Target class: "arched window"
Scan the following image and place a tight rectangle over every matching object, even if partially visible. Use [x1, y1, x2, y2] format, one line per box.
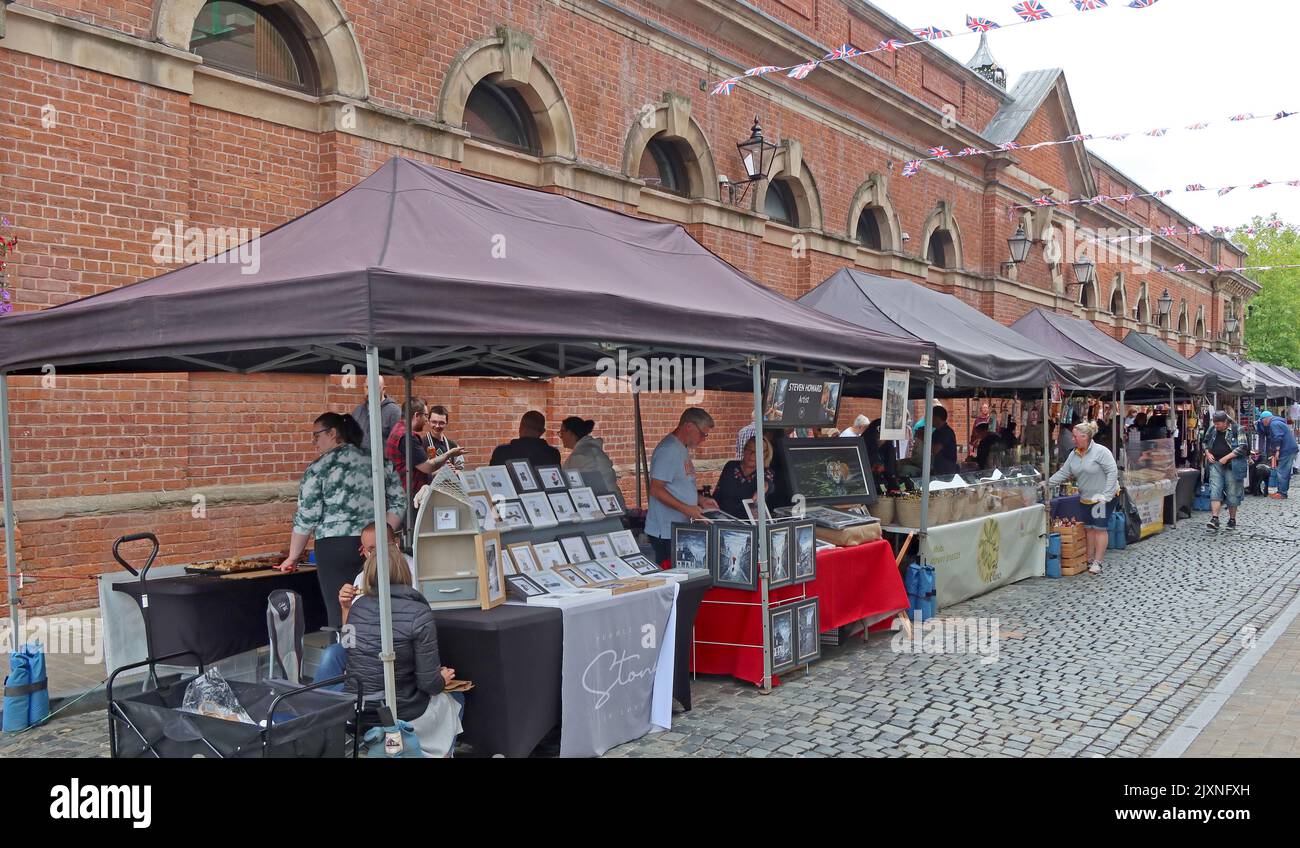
[927, 229, 956, 269]
[1080, 282, 1094, 309]
[1136, 297, 1149, 324]
[189, 1, 318, 93]
[638, 136, 690, 196]
[1110, 289, 1123, 314]
[1177, 303, 1189, 335]
[856, 208, 884, 250]
[464, 76, 540, 154]
[1195, 315, 1206, 339]
[765, 178, 799, 226]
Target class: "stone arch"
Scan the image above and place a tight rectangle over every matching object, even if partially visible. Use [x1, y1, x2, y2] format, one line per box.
[918, 201, 965, 270]
[438, 27, 577, 160]
[753, 142, 823, 230]
[1079, 275, 1100, 309]
[1177, 300, 1189, 335]
[154, 0, 370, 99]
[1109, 273, 1127, 322]
[1194, 305, 1206, 340]
[846, 173, 902, 251]
[621, 93, 718, 201]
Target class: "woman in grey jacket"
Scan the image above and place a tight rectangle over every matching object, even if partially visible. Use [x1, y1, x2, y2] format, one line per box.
[560, 417, 621, 497]
[1048, 421, 1119, 575]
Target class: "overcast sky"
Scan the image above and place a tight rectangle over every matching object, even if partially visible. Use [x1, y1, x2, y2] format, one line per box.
[864, 0, 1299, 231]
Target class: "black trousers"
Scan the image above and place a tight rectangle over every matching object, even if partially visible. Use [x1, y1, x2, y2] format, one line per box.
[314, 535, 364, 629]
[649, 535, 672, 566]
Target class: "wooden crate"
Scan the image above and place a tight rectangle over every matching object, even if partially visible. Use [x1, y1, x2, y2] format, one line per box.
[1059, 552, 1089, 576]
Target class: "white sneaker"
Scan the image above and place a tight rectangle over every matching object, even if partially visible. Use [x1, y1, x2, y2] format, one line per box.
[1087, 561, 1102, 575]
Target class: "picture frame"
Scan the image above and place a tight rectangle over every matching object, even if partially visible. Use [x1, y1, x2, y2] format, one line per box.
[879, 369, 911, 442]
[507, 543, 541, 574]
[713, 523, 758, 591]
[576, 561, 618, 584]
[778, 437, 877, 507]
[532, 568, 574, 593]
[596, 494, 625, 516]
[508, 460, 541, 493]
[479, 466, 519, 501]
[763, 371, 843, 429]
[499, 548, 517, 576]
[478, 532, 506, 610]
[468, 494, 498, 531]
[622, 554, 663, 576]
[741, 497, 773, 525]
[547, 491, 581, 524]
[565, 470, 587, 488]
[519, 492, 559, 529]
[586, 533, 617, 560]
[558, 534, 593, 564]
[553, 565, 590, 587]
[536, 465, 568, 492]
[670, 523, 710, 571]
[504, 573, 547, 601]
[596, 556, 642, 580]
[494, 499, 532, 530]
[609, 529, 641, 558]
[767, 523, 794, 589]
[567, 486, 604, 521]
[800, 505, 871, 530]
[769, 605, 796, 674]
[458, 469, 486, 494]
[795, 598, 821, 665]
[434, 507, 459, 532]
[532, 541, 569, 569]
[793, 521, 817, 583]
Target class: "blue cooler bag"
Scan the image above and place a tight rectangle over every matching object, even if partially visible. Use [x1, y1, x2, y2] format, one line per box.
[3, 644, 49, 732]
[1107, 508, 1127, 550]
[904, 562, 936, 622]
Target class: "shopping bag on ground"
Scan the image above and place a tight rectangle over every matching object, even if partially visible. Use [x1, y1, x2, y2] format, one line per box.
[1120, 489, 1142, 545]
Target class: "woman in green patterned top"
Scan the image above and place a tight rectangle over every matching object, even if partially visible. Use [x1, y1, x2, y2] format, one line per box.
[278, 412, 407, 629]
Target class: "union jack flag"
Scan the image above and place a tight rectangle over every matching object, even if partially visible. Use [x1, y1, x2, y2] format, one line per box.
[1187, 226, 1201, 235]
[1126, 0, 1159, 7]
[1185, 183, 1206, 191]
[1153, 190, 1171, 198]
[966, 15, 1000, 32]
[1228, 113, 1255, 121]
[1269, 219, 1286, 229]
[877, 39, 906, 52]
[1251, 180, 1271, 189]
[788, 62, 818, 79]
[1014, 1, 1052, 22]
[1032, 196, 1056, 206]
[1114, 194, 1135, 203]
[1067, 133, 1093, 142]
[912, 26, 953, 40]
[1106, 133, 1130, 141]
[1073, 0, 1108, 9]
[824, 45, 861, 61]
[1212, 263, 1224, 271]
[902, 159, 923, 177]
[712, 77, 740, 96]
[929, 146, 952, 159]
[1090, 194, 1111, 204]
[744, 65, 780, 77]
[1212, 226, 1228, 235]
[1244, 227, 1256, 235]
[1160, 226, 1177, 236]
[1000, 141, 1021, 150]
[1185, 122, 1209, 130]
[1288, 180, 1300, 187]
[1145, 128, 1168, 137]
[1172, 263, 1187, 272]
[1217, 187, 1235, 196]
[1275, 111, 1296, 120]
[957, 147, 983, 157]
[1196, 268, 1209, 275]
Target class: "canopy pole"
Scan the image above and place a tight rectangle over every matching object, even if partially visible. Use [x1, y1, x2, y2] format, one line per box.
[367, 347, 399, 720]
[633, 391, 645, 511]
[752, 356, 773, 693]
[919, 379, 935, 537]
[1, 374, 20, 651]
[1169, 384, 1177, 530]
[1118, 389, 1127, 480]
[404, 372, 414, 547]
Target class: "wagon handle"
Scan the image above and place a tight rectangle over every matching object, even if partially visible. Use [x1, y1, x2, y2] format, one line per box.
[113, 533, 159, 578]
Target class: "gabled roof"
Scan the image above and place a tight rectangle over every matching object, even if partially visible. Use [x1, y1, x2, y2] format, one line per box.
[984, 69, 1096, 199]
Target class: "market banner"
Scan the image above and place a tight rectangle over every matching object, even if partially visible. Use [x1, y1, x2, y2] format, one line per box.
[559, 582, 677, 758]
[1127, 480, 1172, 538]
[923, 505, 1046, 609]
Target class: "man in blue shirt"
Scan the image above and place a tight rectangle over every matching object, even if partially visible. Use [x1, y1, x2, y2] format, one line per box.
[646, 408, 721, 563]
[1259, 411, 1299, 498]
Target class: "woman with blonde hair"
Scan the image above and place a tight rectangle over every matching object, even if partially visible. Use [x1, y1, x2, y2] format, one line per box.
[1048, 420, 1119, 575]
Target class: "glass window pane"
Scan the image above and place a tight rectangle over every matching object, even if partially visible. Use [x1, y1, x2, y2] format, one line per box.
[190, 1, 304, 90]
[465, 82, 536, 152]
[765, 180, 795, 225]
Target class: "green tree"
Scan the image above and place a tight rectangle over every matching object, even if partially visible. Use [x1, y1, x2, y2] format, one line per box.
[1232, 215, 1300, 369]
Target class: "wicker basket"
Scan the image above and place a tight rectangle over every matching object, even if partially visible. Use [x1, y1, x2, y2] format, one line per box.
[928, 492, 954, 526]
[896, 497, 923, 528]
[867, 496, 896, 525]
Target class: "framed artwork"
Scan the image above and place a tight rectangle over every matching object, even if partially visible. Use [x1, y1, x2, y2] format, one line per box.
[532, 541, 569, 569]
[587, 534, 617, 560]
[597, 556, 642, 580]
[565, 470, 586, 488]
[479, 532, 505, 610]
[494, 500, 531, 530]
[577, 561, 617, 584]
[554, 565, 590, 587]
[468, 495, 497, 531]
[547, 491, 581, 524]
[768, 523, 794, 589]
[458, 469, 486, 494]
[519, 492, 559, 529]
[800, 505, 870, 530]
[879, 369, 911, 442]
[568, 487, 604, 521]
[597, 494, 625, 516]
[559, 534, 593, 564]
[507, 543, 541, 574]
[795, 599, 821, 665]
[778, 438, 877, 506]
[622, 554, 663, 576]
[500, 548, 517, 576]
[671, 523, 709, 571]
[505, 573, 547, 601]
[793, 521, 817, 583]
[434, 507, 459, 532]
[763, 372, 843, 429]
[769, 605, 796, 674]
[479, 466, 519, 501]
[713, 523, 758, 591]
[609, 529, 640, 558]
[532, 569, 574, 593]
[509, 460, 541, 493]
[742, 497, 773, 524]
[537, 465, 568, 492]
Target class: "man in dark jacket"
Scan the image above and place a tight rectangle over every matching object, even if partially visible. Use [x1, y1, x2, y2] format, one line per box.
[490, 410, 562, 467]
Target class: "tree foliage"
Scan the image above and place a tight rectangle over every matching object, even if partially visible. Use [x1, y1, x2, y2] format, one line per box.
[1232, 215, 1300, 369]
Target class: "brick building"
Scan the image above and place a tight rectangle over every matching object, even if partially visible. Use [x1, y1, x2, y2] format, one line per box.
[0, 0, 1257, 614]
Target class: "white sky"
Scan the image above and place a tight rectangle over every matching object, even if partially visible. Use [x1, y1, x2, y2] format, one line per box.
[865, 0, 1300, 230]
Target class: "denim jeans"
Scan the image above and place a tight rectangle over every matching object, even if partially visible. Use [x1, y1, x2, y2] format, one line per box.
[314, 643, 348, 692]
[1207, 461, 1244, 508]
[1276, 450, 1297, 496]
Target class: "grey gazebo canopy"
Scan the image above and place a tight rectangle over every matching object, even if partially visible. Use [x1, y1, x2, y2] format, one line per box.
[1120, 331, 1225, 394]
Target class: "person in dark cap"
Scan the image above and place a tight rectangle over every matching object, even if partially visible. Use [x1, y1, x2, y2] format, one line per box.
[1201, 410, 1248, 531]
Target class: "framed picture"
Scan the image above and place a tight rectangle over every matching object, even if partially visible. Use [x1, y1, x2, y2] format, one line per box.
[587, 534, 617, 560]
[622, 554, 663, 575]
[778, 437, 877, 506]
[597, 556, 642, 580]
[494, 500, 531, 530]
[769, 605, 796, 674]
[507, 543, 541, 574]
[609, 529, 640, 558]
[795, 599, 821, 664]
[763, 371, 843, 429]
[559, 534, 592, 564]
[568, 487, 604, 521]
[597, 494, 625, 516]
[468, 495, 497, 531]
[434, 507, 459, 532]
[671, 523, 710, 571]
[509, 460, 541, 493]
[880, 369, 911, 442]
[713, 523, 758, 591]
[565, 470, 586, 488]
[793, 521, 817, 583]
[479, 466, 519, 501]
[577, 561, 617, 584]
[768, 523, 794, 589]
[479, 532, 505, 610]
[499, 548, 517, 576]
[553, 565, 590, 587]
[505, 573, 547, 601]
[519, 492, 559, 529]
[801, 505, 871, 530]
[742, 497, 773, 524]
[532, 569, 574, 593]
[536, 465, 568, 492]
[547, 491, 581, 524]
[458, 469, 486, 494]
[532, 541, 569, 569]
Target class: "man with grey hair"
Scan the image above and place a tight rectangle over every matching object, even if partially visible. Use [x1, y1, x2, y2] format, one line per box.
[646, 407, 720, 562]
[351, 375, 402, 454]
[840, 414, 870, 438]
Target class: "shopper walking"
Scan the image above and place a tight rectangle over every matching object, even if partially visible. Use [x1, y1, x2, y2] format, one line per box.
[1201, 411, 1248, 531]
[1048, 421, 1119, 575]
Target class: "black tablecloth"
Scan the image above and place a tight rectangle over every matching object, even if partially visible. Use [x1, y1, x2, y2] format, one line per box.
[432, 573, 711, 758]
[112, 570, 327, 666]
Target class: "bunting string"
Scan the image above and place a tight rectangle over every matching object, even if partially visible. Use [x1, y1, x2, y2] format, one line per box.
[1011, 177, 1300, 211]
[711, 0, 1160, 96]
[1074, 219, 1294, 244]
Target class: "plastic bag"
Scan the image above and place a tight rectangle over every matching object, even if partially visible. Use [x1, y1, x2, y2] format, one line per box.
[180, 668, 255, 724]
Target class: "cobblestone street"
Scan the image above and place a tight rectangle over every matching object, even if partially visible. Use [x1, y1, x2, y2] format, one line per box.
[3, 497, 1297, 759]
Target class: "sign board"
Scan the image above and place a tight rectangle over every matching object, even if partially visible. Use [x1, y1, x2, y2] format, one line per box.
[762, 372, 843, 429]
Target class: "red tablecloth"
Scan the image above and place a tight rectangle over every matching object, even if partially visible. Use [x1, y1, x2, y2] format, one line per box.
[689, 539, 908, 686]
